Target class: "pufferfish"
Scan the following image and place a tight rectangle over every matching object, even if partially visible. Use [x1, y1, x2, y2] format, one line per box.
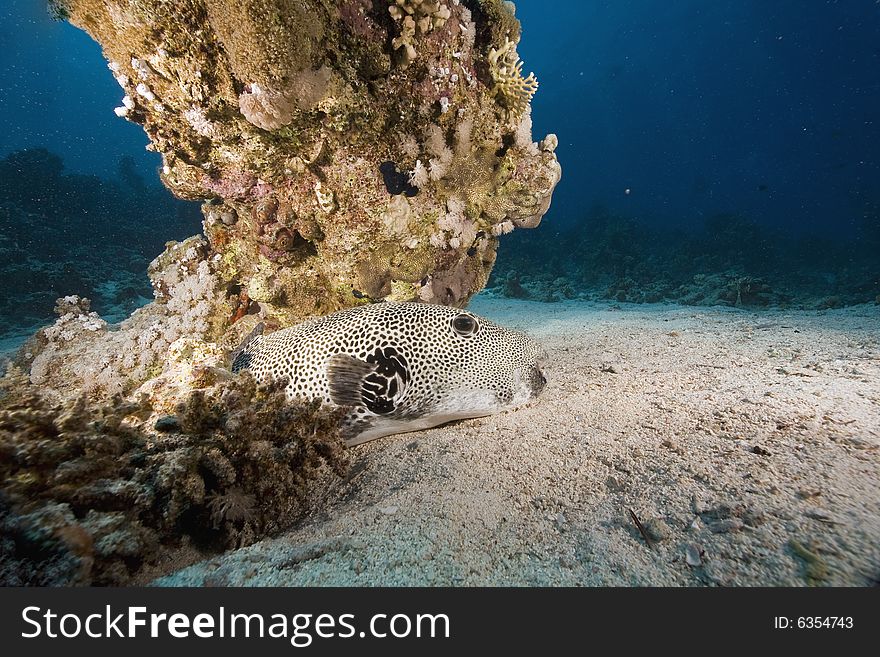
[231, 302, 546, 445]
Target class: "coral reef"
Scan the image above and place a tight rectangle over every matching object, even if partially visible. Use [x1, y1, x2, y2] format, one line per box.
[56, 0, 559, 331]
[10, 0, 560, 416]
[0, 2, 562, 581]
[0, 368, 346, 585]
[488, 205, 880, 309]
[0, 149, 201, 348]
[6, 0, 561, 420]
[17, 236, 225, 399]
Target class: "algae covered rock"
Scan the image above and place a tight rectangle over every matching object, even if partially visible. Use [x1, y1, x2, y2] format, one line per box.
[57, 0, 560, 331]
[0, 367, 347, 585]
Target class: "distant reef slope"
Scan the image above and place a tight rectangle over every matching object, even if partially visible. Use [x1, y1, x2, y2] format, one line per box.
[488, 205, 880, 309]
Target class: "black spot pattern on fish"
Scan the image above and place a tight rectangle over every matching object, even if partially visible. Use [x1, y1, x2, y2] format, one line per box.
[231, 302, 546, 444]
[362, 346, 409, 414]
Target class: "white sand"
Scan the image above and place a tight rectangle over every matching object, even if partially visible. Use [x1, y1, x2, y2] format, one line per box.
[157, 297, 880, 586]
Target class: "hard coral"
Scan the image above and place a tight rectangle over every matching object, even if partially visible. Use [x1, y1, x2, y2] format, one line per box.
[204, 0, 325, 88]
[488, 36, 538, 117]
[388, 0, 452, 67]
[21, 237, 223, 400]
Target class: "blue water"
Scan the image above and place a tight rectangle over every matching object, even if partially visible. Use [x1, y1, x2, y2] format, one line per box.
[1, 0, 878, 340]
[516, 0, 880, 239]
[0, 0, 161, 181]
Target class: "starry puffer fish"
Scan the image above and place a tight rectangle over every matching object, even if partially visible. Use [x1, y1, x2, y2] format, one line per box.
[231, 302, 547, 446]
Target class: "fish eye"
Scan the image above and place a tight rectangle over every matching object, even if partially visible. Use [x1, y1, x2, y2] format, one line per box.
[451, 313, 478, 336]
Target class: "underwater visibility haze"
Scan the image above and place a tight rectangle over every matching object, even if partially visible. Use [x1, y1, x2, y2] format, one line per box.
[0, 1, 878, 586]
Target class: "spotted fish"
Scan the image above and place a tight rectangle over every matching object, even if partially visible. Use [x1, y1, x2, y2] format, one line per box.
[231, 302, 547, 445]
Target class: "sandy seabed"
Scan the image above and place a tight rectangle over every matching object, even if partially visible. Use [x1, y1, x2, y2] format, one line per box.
[158, 297, 880, 586]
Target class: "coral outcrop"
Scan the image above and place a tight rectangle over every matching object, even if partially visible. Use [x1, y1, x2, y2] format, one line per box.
[56, 0, 560, 332]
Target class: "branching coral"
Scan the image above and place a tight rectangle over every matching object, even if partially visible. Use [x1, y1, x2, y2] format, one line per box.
[488, 36, 538, 117]
[0, 369, 347, 585]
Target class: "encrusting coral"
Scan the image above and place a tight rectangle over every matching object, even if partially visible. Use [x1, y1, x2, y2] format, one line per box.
[0, 367, 347, 585]
[18, 236, 225, 398]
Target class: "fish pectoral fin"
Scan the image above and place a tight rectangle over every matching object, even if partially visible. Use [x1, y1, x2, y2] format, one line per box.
[326, 353, 377, 407]
[327, 348, 411, 416]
